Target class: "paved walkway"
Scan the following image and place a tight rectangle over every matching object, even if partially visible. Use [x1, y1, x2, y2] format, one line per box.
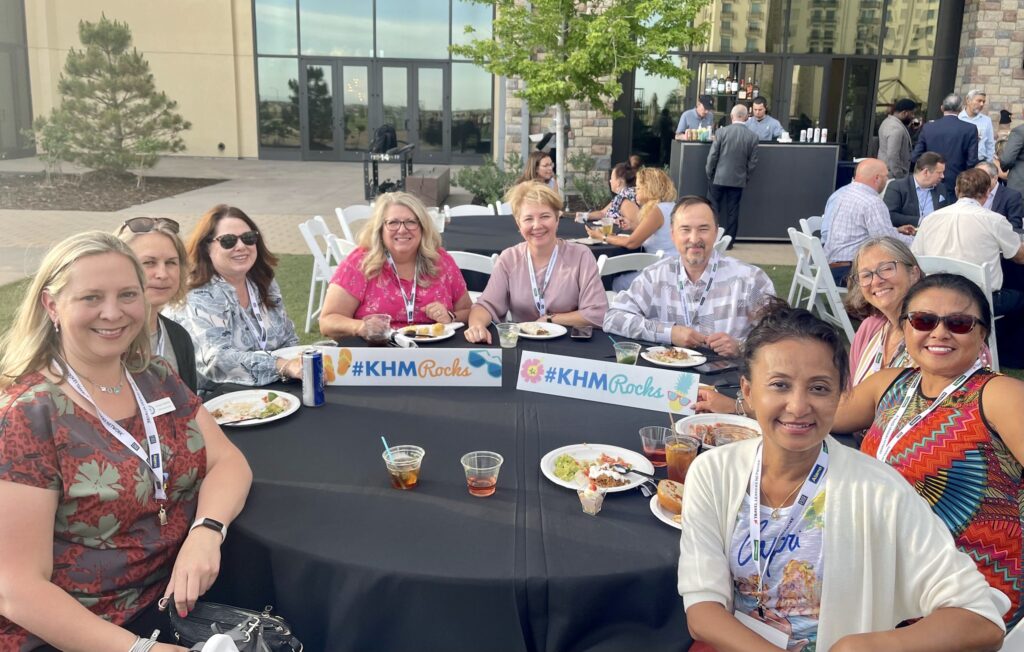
[0, 156, 795, 285]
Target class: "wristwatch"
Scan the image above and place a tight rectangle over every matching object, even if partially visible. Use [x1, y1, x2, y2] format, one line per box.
[190, 517, 227, 541]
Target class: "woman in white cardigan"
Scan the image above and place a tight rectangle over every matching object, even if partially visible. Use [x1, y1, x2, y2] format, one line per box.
[679, 302, 1005, 652]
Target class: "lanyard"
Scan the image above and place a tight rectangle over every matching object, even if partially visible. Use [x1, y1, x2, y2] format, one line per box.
[526, 246, 559, 317]
[386, 253, 419, 323]
[748, 441, 828, 614]
[64, 364, 167, 503]
[875, 361, 983, 462]
[678, 254, 718, 327]
[153, 319, 166, 358]
[240, 279, 269, 351]
[855, 323, 907, 385]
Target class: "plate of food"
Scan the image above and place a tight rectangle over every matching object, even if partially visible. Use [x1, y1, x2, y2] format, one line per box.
[674, 413, 762, 448]
[540, 443, 654, 493]
[204, 390, 300, 427]
[398, 322, 456, 343]
[641, 346, 707, 368]
[650, 479, 684, 530]
[517, 322, 568, 339]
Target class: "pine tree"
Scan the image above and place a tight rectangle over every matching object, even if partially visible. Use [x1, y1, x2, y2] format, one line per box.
[39, 15, 190, 176]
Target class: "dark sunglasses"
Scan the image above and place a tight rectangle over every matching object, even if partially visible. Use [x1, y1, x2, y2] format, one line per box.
[120, 217, 180, 234]
[210, 231, 259, 249]
[903, 311, 984, 335]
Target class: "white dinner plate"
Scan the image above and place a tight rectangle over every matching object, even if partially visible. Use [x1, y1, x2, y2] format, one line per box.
[674, 413, 762, 448]
[539, 443, 655, 493]
[204, 389, 300, 427]
[650, 494, 682, 530]
[397, 324, 457, 343]
[641, 346, 707, 368]
[272, 345, 336, 360]
[517, 322, 568, 339]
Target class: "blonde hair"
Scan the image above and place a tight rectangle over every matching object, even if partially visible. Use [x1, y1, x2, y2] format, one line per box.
[505, 181, 564, 223]
[636, 167, 677, 204]
[844, 236, 922, 319]
[358, 192, 442, 284]
[116, 220, 190, 307]
[0, 231, 151, 389]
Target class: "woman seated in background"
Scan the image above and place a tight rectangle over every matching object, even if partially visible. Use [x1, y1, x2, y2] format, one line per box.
[0, 232, 251, 651]
[516, 151, 558, 192]
[681, 301, 1006, 652]
[465, 182, 607, 344]
[586, 166, 677, 291]
[319, 191, 471, 340]
[167, 204, 301, 390]
[832, 273, 1023, 628]
[116, 217, 198, 392]
[579, 162, 639, 227]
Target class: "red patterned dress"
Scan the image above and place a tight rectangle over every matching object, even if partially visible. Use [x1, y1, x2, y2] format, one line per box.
[0, 360, 205, 651]
[862, 368, 1023, 628]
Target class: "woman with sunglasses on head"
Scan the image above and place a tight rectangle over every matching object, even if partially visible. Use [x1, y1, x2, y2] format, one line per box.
[116, 217, 198, 393]
[831, 273, 1024, 629]
[319, 192, 471, 341]
[167, 205, 300, 391]
[0, 232, 251, 651]
[681, 301, 1005, 652]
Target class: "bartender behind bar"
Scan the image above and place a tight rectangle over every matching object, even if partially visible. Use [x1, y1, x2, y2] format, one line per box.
[745, 97, 785, 142]
[675, 95, 715, 138]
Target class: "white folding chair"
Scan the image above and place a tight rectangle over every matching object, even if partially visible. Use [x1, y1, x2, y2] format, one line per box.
[597, 251, 663, 302]
[914, 255, 1001, 372]
[799, 215, 823, 237]
[490, 201, 512, 215]
[786, 227, 856, 342]
[713, 234, 732, 254]
[297, 216, 337, 333]
[324, 233, 358, 265]
[444, 204, 496, 220]
[335, 205, 373, 242]
[448, 251, 498, 302]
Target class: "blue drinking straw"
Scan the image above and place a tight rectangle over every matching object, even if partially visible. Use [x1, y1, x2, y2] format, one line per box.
[607, 334, 618, 346]
[381, 435, 396, 464]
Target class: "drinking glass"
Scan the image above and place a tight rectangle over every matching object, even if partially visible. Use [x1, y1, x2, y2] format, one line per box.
[613, 342, 641, 364]
[364, 314, 391, 346]
[665, 435, 700, 483]
[497, 323, 520, 348]
[461, 451, 503, 497]
[382, 445, 425, 490]
[638, 426, 671, 467]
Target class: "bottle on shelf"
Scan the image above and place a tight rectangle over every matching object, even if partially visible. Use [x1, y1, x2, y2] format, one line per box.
[717, 71, 726, 94]
[732, 74, 740, 93]
[745, 77, 753, 97]
[752, 79, 760, 98]
[737, 76, 747, 100]
[710, 69, 719, 94]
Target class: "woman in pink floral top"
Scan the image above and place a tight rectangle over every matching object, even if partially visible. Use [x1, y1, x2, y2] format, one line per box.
[0, 232, 251, 651]
[319, 192, 471, 340]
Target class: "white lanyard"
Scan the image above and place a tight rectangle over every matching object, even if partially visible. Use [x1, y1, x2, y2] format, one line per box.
[748, 441, 828, 615]
[875, 361, 983, 462]
[855, 323, 907, 385]
[678, 254, 718, 327]
[526, 246, 559, 317]
[386, 253, 419, 323]
[241, 279, 269, 351]
[154, 319, 166, 358]
[64, 364, 167, 503]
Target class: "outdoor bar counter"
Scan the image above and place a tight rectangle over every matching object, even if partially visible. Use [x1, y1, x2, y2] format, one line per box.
[668, 140, 839, 240]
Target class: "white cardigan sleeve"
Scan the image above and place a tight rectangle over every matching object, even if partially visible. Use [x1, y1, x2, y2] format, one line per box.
[677, 450, 737, 611]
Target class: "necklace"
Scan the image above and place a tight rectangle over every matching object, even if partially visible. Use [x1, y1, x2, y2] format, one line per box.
[764, 481, 802, 520]
[79, 369, 125, 395]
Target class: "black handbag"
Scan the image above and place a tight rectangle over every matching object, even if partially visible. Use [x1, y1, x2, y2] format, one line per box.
[167, 601, 303, 652]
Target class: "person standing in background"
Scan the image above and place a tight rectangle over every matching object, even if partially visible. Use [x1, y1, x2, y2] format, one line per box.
[959, 90, 995, 163]
[911, 93, 979, 196]
[706, 104, 759, 244]
[877, 99, 917, 179]
[744, 97, 784, 142]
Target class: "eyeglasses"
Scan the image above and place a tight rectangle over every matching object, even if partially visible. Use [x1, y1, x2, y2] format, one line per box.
[903, 311, 984, 335]
[855, 260, 902, 287]
[120, 217, 180, 234]
[210, 231, 259, 249]
[383, 219, 421, 232]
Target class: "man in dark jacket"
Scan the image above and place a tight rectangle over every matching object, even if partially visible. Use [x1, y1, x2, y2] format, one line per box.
[884, 152, 949, 227]
[911, 93, 979, 196]
[977, 161, 1024, 230]
[706, 104, 759, 243]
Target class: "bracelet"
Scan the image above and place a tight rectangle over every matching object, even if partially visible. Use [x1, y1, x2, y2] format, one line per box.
[128, 631, 159, 652]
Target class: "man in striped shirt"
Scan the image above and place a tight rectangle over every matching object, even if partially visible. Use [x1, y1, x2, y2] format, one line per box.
[603, 196, 775, 357]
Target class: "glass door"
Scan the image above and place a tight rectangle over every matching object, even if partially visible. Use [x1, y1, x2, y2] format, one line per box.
[371, 62, 451, 163]
[341, 63, 370, 157]
[300, 60, 341, 160]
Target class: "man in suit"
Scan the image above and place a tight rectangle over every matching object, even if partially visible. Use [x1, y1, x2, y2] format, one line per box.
[883, 152, 949, 227]
[911, 93, 979, 196]
[999, 108, 1024, 196]
[706, 104, 759, 244]
[877, 98, 916, 179]
[977, 161, 1024, 230]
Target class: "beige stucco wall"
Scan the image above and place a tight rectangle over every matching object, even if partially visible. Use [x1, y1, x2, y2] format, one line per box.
[23, 0, 258, 158]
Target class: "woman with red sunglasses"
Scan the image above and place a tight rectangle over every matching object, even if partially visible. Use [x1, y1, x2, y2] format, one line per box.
[833, 273, 1024, 629]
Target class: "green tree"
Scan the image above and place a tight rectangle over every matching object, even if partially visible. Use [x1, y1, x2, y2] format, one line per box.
[36, 15, 190, 175]
[451, 0, 710, 186]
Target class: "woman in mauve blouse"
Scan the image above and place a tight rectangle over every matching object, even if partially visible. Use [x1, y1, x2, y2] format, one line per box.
[465, 182, 607, 344]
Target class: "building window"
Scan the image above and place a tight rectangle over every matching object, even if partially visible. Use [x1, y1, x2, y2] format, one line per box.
[254, 0, 297, 55]
[452, 62, 492, 156]
[376, 0, 450, 59]
[257, 57, 300, 148]
[300, 0, 372, 57]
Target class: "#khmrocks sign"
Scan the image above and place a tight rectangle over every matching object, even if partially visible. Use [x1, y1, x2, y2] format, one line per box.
[323, 347, 502, 386]
[515, 351, 698, 414]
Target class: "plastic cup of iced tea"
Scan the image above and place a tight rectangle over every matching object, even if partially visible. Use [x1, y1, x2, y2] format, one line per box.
[460, 451, 504, 497]
[382, 445, 425, 490]
[638, 426, 672, 468]
[665, 434, 700, 483]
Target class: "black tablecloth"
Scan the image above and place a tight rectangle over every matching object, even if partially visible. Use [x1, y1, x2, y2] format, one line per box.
[208, 333, 731, 651]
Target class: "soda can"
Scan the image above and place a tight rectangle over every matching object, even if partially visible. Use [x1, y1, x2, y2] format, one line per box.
[301, 349, 325, 407]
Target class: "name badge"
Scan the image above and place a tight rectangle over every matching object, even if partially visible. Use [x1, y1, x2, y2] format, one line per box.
[734, 610, 789, 648]
[147, 397, 175, 417]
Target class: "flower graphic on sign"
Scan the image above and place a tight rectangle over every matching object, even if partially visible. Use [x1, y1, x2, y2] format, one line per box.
[520, 358, 544, 383]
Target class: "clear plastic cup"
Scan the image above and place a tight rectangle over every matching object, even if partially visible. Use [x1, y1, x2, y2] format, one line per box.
[461, 451, 504, 497]
[639, 426, 672, 467]
[614, 342, 641, 364]
[665, 435, 700, 483]
[364, 313, 392, 346]
[382, 445, 424, 490]
[578, 486, 607, 515]
[599, 216, 615, 237]
[497, 323, 520, 348]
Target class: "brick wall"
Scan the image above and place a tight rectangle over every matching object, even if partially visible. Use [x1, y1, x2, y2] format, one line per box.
[956, 0, 1024, 130]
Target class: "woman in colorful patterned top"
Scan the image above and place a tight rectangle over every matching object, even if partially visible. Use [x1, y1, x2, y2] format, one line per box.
[0, 232, 252, 651]
[319, 192, 471, 340]
[682, 301, 1005, 652]
[579, 162, 639, 227]
[166, 205, 301, 391]
[833, 273, 1024, 629]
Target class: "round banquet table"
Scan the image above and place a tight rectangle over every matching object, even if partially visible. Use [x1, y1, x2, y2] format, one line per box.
[206, 332, 737, 652]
